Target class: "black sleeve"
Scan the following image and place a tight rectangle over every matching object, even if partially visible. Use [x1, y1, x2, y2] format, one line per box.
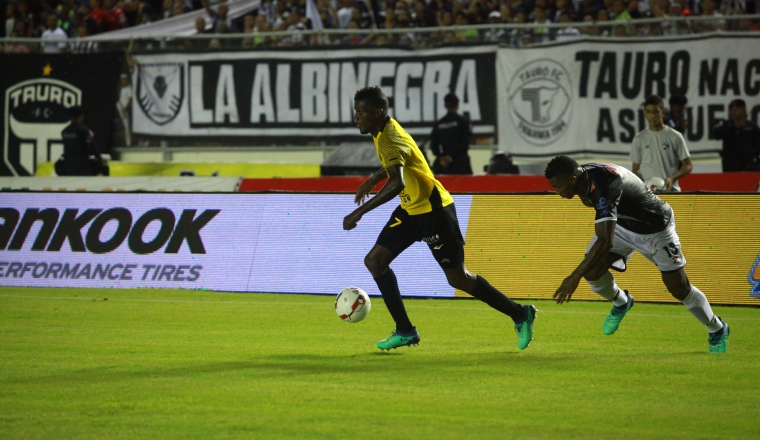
[84, 127, 100, 158]
[713, 119, 730, 140]
[594, 177, 623, 223]
[429, 123, 441, 157]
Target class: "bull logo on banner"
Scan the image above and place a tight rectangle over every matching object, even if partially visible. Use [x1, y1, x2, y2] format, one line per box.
[3, 78, 81, 176]
[506, 59, 572, 147]
[136, 62, 184, 125]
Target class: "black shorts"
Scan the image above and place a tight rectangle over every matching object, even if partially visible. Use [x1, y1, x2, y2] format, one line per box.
[376, 204, 465, 269]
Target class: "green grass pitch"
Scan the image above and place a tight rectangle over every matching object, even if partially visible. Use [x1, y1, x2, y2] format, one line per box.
[1, 287, 759, 440]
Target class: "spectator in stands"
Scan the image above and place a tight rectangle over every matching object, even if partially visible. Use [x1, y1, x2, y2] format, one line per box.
[57, 0, 77, 36]
[203, 0, 235, 33]
[279, 8, 308, 46]
[554, 0, 577, 21]
[483, 10, 506, 41]
[509, 10, 531, 46]
[694, 0, 727, 31]
[28, 12, 45, 37]
[395, 8, 418, 47]
[161, 0, 174, 19]
[87, 0, 106, 33]
[6, 30, 30, 53]
[172, 2, 186, 16]
[596, 8, 612, 35]
[556, 11, 584, 39]
[714, 99, 760, 172]
[5, 2, 17, 37]
[531, 6, 553, 43]
[337, 0, 354, 28]
[455, 13, 479, 42]
[611, 0, 636, 35]
[664, 95, 688, 134]
[430, 92, 473, 175]
[119, 0, 142, 27]
[70, 24, 99, 52]
[41, 14, 67, 53]
[253, 14, 273, 45]
[579, 13, 601, 35]
[414, 2, 436, 27]
[103, 0, 127, 32]
[185, 16, 210, 49]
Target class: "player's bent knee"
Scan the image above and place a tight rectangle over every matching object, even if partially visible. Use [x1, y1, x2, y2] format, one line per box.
[363, 254, 386, 277]
[446, 276, 467, 291]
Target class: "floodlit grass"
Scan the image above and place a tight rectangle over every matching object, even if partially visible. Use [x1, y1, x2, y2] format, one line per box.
[1, 287, 759, 440]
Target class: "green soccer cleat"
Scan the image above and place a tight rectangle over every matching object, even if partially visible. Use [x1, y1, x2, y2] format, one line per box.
[514, 305, 537, 350]
[377, 327, 420, 351]
[603, 290, 634, 335]
[708, 320, 729, 354]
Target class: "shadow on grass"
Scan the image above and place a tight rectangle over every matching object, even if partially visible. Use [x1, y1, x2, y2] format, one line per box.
[3, 350, 589, 386]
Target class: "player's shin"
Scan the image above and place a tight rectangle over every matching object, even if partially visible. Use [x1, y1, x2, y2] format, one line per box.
[682, 285, 724, 333]
[587, 272, 628, 307]
[468, 275, 525, 323]
[373, 269, 414, 333]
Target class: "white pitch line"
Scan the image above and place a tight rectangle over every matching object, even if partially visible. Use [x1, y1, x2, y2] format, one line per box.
[1, 294, 759, 321]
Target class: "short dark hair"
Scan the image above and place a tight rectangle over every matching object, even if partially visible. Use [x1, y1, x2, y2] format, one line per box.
[545, 155, 579, 180]
[444, 92, 459, 105]
[68, 106, 83, 118]
[643, 95, 664, 108]
[669, 95, 687, 106]
[729, 99, 746, 109]
[354, 86, 388, 112]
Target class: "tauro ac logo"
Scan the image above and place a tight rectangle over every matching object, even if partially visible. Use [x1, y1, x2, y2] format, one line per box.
[507, 59, 572, 146]
[4, 78, 82, 176]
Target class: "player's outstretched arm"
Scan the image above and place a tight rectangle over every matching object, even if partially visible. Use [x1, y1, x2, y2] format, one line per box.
[355, 167, 388, 205]
[344, 165, 405, 231]
[553, 220, 616, 304]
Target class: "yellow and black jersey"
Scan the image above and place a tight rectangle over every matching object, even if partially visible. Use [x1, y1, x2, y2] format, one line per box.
[373, 118, 454, 215]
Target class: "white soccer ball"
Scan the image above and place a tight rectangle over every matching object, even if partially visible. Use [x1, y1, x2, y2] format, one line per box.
[646, 176, 667, 192]
[335, 287, 371, 323]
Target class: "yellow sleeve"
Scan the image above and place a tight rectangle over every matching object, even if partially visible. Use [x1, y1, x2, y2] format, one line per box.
[376, 125, 411, 169]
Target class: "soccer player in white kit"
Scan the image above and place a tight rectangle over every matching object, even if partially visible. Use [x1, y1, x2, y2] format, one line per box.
[545, 155, 729, 353]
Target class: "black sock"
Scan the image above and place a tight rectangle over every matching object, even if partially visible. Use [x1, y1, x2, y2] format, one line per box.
[469, 275, 525, 323]
[374, 269, 413, 333]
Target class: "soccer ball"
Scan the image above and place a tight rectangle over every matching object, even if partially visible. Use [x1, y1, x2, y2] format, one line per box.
[646, 176, 667, 193]
[335, 287, 371, 323]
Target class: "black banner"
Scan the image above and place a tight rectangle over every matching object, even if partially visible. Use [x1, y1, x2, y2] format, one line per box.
[0, 53, 124, 176]
[132, 48, 497, 142]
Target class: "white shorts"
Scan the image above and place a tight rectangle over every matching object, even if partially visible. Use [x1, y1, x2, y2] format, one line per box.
[586, 213, 686, 273]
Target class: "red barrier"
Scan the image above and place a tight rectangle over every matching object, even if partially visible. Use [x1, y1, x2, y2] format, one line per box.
[679, 172, 760, 192]
[238, 173, 760, 193]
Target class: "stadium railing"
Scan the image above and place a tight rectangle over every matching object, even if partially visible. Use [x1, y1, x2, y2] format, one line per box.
[1, 14, 759, 52]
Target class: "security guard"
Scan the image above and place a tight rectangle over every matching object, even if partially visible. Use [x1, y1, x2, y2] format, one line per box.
[429, 93, 473, 175]
[60, 106, 103, 176]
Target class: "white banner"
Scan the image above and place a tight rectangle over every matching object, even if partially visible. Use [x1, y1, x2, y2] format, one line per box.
[131, 47, 497, 141]
[497, 34, 760, 157]
[0, 193, 471, 296]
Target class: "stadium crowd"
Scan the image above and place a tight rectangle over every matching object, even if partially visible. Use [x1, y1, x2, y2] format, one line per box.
[3, 0, 760, 50]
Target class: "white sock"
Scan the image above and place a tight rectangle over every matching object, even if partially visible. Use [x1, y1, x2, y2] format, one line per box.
[682, 286, 723, 333]
[587, 272, 628, 306]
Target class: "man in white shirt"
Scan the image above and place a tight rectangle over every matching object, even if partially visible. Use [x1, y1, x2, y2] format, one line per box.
[41, 15, 68, 54]
[630, 95, 693, 192]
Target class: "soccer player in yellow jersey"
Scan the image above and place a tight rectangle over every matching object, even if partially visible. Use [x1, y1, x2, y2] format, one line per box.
[344, 86, 537, 351]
